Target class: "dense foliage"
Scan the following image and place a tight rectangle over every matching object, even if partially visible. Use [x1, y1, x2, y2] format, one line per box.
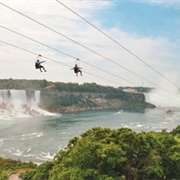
[18, 126, 180, 180]
[0, 79, 121, 93]
[0, 158, 36, 179]
[0, 79, 150, 94]
[0, 79, 50, 90]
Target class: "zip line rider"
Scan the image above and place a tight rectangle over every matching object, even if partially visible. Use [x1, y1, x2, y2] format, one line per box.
[71, 58, 82, 76]
[35, 55, 47, 72]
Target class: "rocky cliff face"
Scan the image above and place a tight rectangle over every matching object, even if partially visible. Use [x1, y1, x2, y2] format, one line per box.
[39, 91, 155, 113]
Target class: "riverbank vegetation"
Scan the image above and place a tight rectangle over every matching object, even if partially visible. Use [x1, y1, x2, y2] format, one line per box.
[0, 126, 180, 180]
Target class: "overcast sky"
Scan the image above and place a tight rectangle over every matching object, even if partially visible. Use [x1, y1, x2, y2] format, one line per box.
[0, 0, 180, 90]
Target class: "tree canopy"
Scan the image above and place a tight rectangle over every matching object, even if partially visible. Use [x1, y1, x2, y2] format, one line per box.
[19, 126, 180, 180]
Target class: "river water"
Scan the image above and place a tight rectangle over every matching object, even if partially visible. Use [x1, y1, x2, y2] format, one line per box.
[0, 107, 180, 164]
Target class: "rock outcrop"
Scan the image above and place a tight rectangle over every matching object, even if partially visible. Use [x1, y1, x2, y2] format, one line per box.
[39, 91, 155, 113]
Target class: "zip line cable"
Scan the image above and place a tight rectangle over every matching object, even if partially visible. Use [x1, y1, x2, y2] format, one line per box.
[0, 24, 137, 86]
[0, 40, 174, 106]
[0, 34, 177, 104]
[0, 39, 123, 86]
[0, 38, 176, 105]
[0, 2, 178, 99]
[0, 25, 178, 106]
[0, 25, 178, 100]
[0, 40, 70, 68]
[56, 0, 180, 90]
[0, 2, 172, 91]
[0, 25, 75, 59]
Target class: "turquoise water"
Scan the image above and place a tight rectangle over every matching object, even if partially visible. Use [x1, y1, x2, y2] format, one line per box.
[0, 108, 179, 163]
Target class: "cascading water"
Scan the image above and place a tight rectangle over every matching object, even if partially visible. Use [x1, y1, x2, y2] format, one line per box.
[144, 82, 180, 108]
[34, 91, 41, 104]
[144, 75, 180, 108]
[0, 90, 54, 119]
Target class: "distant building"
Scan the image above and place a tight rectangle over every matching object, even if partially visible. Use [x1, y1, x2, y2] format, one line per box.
[123, 88, 137, 93]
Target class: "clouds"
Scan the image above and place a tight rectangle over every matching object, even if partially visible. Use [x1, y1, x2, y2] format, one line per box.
[0, 0, 179, 89]
[139, 0, 180, 6]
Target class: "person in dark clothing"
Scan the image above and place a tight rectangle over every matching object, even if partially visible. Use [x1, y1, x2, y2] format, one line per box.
[72, 64, 82, 76]
[35, 59, 47, 72]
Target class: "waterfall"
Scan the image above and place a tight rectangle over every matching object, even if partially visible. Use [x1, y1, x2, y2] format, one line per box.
[0, 90, 10, 103]
[144, 90, 180, 108]
[34, 90, 41, 104]
[0, 90, 54, 118]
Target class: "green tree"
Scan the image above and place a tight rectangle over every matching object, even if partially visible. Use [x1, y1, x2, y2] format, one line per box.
[21, 170, 36, 180]
[31, 161, 53, 180]
[0, 171, 8, 180]
[171, 125, 180, 136]
[51, 127, 180, 180]
[50, 128, 126, 179]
